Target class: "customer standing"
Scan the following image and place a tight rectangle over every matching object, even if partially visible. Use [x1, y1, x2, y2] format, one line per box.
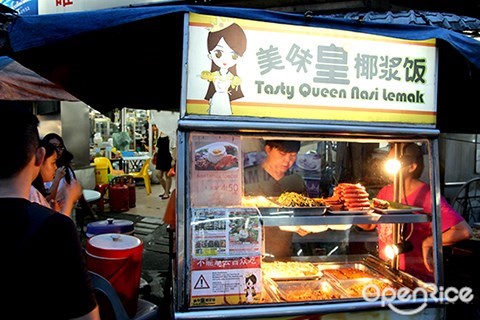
[30, 140, 82, 218]
[155, 131, 174, 199]
[43, 133, 96, 221]
[0, 109, 99, 319]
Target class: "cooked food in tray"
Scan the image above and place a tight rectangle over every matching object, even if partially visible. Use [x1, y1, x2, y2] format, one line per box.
[242, 196, 279, 207]
[262, 261, 320, 279]
[373, 201, 424, 214]
[274, 279, 343, 301]
[277, 192, 324, 207]
[337, 278, 400, 298]
[372, 198, 389, 209]
[322, 267, 376, 280]
[321, 183, 372, 212]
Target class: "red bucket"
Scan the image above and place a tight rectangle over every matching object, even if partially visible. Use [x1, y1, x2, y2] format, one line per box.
[86, 233, 143, 317]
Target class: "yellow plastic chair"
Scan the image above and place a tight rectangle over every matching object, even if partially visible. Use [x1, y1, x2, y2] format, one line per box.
[94, 157, 125, 181]
[129, 158, 152, 195]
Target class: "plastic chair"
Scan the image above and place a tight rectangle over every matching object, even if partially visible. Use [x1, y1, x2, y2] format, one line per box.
[129, 158, 152, 196]
[451, 177, 480, 226]
[94, 157, 125, 180]
[88, 271, 159, 320]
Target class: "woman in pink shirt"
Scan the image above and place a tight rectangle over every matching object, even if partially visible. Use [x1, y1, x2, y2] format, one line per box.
[360, 143, 471, 282]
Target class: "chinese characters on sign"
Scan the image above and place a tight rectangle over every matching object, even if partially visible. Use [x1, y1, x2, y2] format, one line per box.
[190, 208, 262, 306]
[56, 0, 73, 6]
[187, 13, 437, 125]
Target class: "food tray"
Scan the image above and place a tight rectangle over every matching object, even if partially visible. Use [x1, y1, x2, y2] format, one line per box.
[373, 202, 423, 214]
[261, 279, 282, 303]
[262, 261, 322, 280]
[242, 196, 279, 208]
[333, 278, 403, 298]
[316, 262, 380, 281]
[243, 196, 327, 216]
[258, 206, 327, 216]
[272, 279, 345, 302]
[326, 209, 371, 215]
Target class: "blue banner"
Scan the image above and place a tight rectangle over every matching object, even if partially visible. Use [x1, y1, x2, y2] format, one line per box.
[0, 0, 38, 15]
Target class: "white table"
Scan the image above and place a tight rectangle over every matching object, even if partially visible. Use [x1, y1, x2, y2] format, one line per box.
[83, 189, 101, 202]
[122, 155, 151, 173]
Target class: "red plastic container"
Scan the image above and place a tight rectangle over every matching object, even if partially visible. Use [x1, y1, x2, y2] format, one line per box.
[86, 233, 144, 317]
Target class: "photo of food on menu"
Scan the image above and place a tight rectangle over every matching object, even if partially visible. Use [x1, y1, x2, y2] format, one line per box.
[194, 141, 239, 171]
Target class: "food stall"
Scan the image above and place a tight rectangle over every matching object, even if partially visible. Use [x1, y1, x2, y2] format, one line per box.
[171, 12, 454, 320]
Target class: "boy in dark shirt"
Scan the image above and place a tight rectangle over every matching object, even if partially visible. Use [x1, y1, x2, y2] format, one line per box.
[0, 110, 99, 319]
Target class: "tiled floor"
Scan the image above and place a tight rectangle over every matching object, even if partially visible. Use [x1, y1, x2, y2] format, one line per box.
[124, 182, 172, 219]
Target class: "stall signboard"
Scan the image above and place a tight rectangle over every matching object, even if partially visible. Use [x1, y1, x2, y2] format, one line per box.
[190, 207, 262, 306]
[190, 133, 242, 207]
[186, 13, 438, 126]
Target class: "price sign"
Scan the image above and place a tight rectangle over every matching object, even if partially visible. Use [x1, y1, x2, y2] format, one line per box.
[190, 133, 242, 207]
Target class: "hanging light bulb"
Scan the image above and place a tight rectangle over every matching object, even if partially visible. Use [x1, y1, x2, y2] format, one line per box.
[385, 158, 402, 175]
[384, 241, 413, 260]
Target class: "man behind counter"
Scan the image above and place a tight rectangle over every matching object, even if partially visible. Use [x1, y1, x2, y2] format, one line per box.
[244, 140, 307, 258]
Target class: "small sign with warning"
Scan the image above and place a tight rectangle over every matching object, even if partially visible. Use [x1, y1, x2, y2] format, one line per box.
[194, 275, 210, 290]
[190, 256, 262, 306]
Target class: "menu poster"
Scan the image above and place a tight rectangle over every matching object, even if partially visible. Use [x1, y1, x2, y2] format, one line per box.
[190, 133, 242, 207]
[190, 256, 262, 306]
[192, 207, 262, 258]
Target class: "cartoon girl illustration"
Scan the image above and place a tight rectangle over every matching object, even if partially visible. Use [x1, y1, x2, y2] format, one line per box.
[244, 273, 257, 303]
[201, 18, 247, 116]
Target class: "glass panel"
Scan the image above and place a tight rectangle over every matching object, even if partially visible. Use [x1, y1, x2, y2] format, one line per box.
[187, 132, 437, 307]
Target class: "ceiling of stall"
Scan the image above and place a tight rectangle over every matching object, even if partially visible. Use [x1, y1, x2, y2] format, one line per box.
[1, 4, 479, 132]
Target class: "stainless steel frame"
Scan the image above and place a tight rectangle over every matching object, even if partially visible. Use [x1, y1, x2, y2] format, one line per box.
[172, 120, 445, 319]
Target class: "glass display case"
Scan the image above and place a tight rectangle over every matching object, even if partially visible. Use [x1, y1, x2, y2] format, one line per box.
[171, 122, 448, 320]
[171, 10, 454, 320]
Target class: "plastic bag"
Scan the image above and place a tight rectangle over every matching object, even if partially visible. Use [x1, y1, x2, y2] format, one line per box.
[167, 166, 176, 177]
[152, 152, 158, 165]
[112, 132, 131, 151]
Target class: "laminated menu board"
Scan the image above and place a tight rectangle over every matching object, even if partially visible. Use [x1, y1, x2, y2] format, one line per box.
[190, 207, 263, 306]
[191, 207, 262, 258]
[190, 133, 242, 207]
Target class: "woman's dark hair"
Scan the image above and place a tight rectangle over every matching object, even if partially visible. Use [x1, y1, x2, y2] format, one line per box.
[42, 133, 75, 182]
[43, 132, 64, 147]
[32, 140, 57, 196]
[204, 22, 247, 102]
[400, 143, 424, 179]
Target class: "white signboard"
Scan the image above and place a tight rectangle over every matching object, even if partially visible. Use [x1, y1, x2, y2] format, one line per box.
[38, 0, 171, 14]
[186, 14, 438, 125]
